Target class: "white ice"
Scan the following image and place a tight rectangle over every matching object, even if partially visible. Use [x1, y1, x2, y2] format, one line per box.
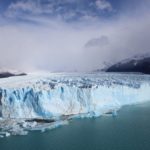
[0, 73, 150, 119]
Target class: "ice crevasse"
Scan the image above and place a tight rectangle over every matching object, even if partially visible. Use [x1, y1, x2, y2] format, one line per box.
[0, 73, 150, 119]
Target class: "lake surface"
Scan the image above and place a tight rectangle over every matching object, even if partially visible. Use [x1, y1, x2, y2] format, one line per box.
[1, 102, 150, 150]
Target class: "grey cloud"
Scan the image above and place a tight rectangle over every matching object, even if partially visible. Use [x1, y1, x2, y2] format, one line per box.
[85, 36, 109, 48]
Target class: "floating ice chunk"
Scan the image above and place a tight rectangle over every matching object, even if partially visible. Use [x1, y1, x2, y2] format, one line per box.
[5, 132, 10, 137]
[0, 135, 4, 138]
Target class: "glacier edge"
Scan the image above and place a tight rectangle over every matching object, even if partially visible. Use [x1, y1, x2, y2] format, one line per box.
[1, 73, 150, 137]
[0, 73, 150, 119]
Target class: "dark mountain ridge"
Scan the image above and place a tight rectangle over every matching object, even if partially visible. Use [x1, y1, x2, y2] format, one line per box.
[105, 54, 150, 74]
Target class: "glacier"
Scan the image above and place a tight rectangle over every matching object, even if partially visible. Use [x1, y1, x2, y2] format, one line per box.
[0, 73, 150, 137]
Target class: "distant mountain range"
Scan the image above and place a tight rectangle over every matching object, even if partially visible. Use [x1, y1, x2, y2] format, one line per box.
[104, 53, 150, 74]
[0, 69, 26, 78]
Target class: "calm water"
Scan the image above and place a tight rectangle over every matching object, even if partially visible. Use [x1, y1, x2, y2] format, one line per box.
[1, 103, 150, 150]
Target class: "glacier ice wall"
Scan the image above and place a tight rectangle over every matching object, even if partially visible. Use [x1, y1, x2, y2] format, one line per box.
[0, 73, 150, 119]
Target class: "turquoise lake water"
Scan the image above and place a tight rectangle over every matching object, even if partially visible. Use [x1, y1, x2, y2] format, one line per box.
[1, 102, 150, 150]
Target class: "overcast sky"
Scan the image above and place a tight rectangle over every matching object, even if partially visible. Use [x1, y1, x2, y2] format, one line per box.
[0, 0, 150, 72]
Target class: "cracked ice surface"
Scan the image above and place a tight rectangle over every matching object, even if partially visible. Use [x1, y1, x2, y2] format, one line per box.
[0, 73, 150, 137]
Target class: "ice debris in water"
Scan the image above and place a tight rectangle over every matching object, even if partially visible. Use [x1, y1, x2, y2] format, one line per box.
[0, 73, 150, 137]
[0, 118, 68, 138]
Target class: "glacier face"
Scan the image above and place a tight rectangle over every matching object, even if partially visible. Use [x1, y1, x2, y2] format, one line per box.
[0, 73, 150, 119]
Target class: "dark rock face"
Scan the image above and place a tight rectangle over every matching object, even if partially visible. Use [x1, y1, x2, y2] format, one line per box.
[26, 118, 55, 123]
[0, 72, 26, 78]
[106, 57, 150, 74]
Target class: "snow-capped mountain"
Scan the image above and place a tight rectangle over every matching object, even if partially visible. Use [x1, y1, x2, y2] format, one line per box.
[0, 68, 26, 78]
[105, 53, 150, 74]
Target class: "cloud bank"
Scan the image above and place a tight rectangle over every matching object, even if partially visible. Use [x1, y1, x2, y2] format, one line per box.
[0, 0, 150, 72]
